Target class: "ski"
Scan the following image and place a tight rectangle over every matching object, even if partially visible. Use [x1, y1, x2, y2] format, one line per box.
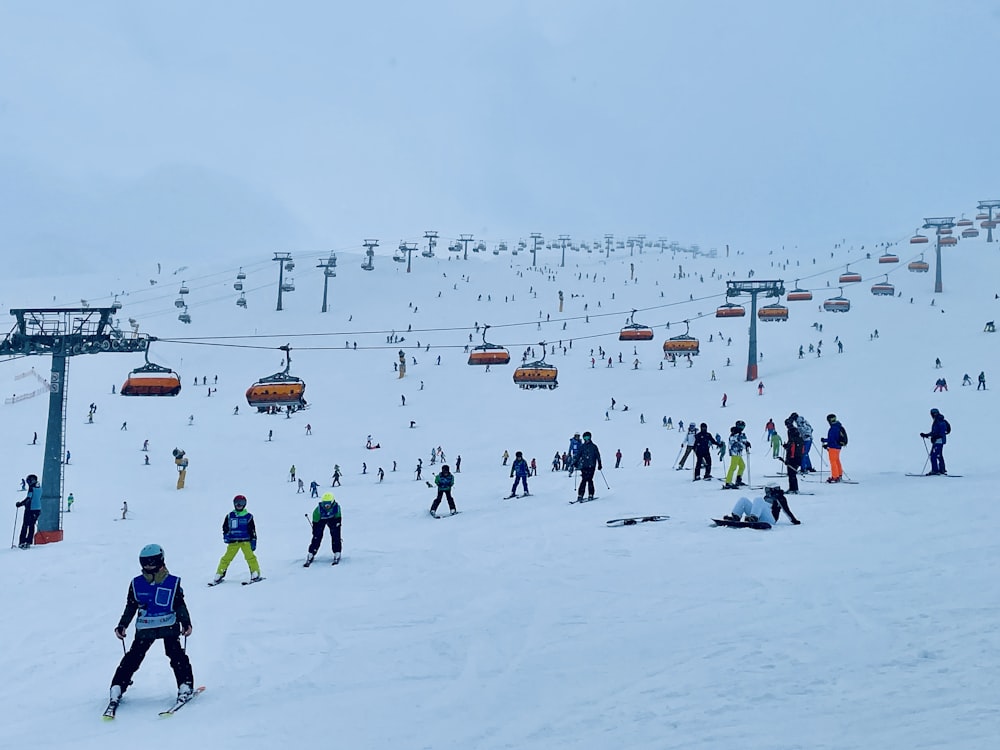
[824, 480, 859, 485]
[159, 686, 205, 716]
[905, 473, 962, 478]
[102, 701, 120, 720]
[241, 577, 266, 585]
[569, 496, 599, 504]
[206, 579, 225, 587]
[606, 515, 669, 527]
[303, 558, 314, 568]
[430, 510, 461, 518]
[503, 493, 531, 499]
[712, 518, 772, 530]
[331, 557, 341, 566]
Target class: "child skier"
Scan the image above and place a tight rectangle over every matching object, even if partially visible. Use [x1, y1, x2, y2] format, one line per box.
[430, 465, 457, 517]
[105, 544, 194, 718]
[724, 421, 751, 489]
[507, 452, 530, 498]
[212, 495, 261, 584]
[307, 493, 342, 565]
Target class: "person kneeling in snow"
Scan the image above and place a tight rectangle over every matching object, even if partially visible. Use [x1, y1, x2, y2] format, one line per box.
[723, 485, 800, 527]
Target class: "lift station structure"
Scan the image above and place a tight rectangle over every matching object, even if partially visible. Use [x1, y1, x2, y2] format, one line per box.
[0, 307, 150, 544]
[724, 279, 785, 382]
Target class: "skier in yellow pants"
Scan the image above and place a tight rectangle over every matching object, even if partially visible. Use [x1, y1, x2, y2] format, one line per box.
[212, 495, 261, 584]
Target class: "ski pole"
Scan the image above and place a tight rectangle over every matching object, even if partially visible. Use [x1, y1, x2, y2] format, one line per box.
[672, 444, 684, 469]
[304, 513, 313, 527]
[599, 469, 611, 490]
[919, 436, 931, 475]
[745, 452, 751, 489]
[11, 507, 19, 549]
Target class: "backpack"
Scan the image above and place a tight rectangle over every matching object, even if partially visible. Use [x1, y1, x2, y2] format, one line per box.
[839, 425, 848, 446]
[943, 419, 951, 435]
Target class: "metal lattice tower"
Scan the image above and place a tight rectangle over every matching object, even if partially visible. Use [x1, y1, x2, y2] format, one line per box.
[272, 252, 293, 311]
[459, 234, 474, 261]
[558, 235, 571, 267]
[922, 217, 955, 293]
[725, 280, 786, 381]
[422, 231, 438, 270]
[1, 308, 150, 544]
[530, 233, 543, 267]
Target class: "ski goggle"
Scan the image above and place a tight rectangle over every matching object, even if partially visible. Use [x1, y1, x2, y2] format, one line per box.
[582, 435, 591, 441]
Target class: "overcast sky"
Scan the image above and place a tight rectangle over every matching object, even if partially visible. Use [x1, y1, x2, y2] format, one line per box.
[2, 0, 998, 275]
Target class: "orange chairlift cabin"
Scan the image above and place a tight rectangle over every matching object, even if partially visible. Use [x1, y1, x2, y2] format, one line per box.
[908, 255, 930, 272]
[715, 302, 746, 318]
[468, 325, 511, 366]
[121, 341, 182, 397]
[246, 344, 307, 411]
[619, 309, 655, 340]
[823, 288, 851, 313]
[839, 266, 862, 284]
[871, 276, 895, 296]
[940, 235, 958, 247]
[961, 226, 980, 239]
[909, 231, 929, 245]
[513, 347, 558, 390]
[786, 281, 813, 302]
[663, 320, 699, 356]
[757, 302, 789, 322]
[878, 252, 899, 264]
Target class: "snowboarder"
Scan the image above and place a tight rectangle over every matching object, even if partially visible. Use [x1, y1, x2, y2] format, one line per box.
[677, 424, 697, 469]
[212, 495, 261, 584]
[501, 450, 510, 466]
[15, 473, 42, 548]
[693, 423, 721, 481]
[722, 486, 800, 526]
[575, 431, 603, 502]
[306, 493, 342, 564]
[106, 544, 194, 716]
[430, 465, 457, 517]
[723, 421, 751, 489]
[821, 414, 847, 483]
[920, 408, 951, 475]
[508, 452, 530, 497]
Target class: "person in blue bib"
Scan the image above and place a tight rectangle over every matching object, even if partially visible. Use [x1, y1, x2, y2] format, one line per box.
[15, 473, 42, 548]
[108, 544, 194, 709]
[307, 493, 342, 564]
[213, 495, 261, 584]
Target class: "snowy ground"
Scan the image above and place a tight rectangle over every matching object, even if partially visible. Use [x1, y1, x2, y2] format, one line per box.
[1, 232, 998, 749]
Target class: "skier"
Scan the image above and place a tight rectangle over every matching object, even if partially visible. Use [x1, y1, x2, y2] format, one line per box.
[67, 492, 74, 512]
[415, 460, 422, 481]
[309, 480, 319, 497]
[574, 431, 603, 502]
[508, 451, 530, 497]
[332, 465, 342, 486]
[642, 448, 652, 466]
[15, 473, 42, 548]
[106, 544, 194, 718]
[377, 467, 384, 482]
[693, 423, 721, 481]
[676, 423, 697, 470]
[783, 424, 805, 494]
[567, 433, 582, 473]
[430, 465, 457, 517]
[455, 455, 462, 473]
[289, 465, 296, 482]
[297, 478, 305, 493]
[788, 413, 815, 473]
[501, 450, 510, 466]
[529, 457, 536, 475]
[211, 495, 261, 584]
[978, 371, 987, 391]
[770, 428, 782, 458]
[722, 486, 800, 526]
[306, 493, 342, 565]
[723, 421, 751, 489]
[920, 408, 951, 475]
[821, 414, 847, 483]
[615, 449, 622, 468]
[551, 452, 561, 471]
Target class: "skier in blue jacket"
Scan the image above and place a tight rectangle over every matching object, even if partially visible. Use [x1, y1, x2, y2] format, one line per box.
[508, 451, 530, 497]
[15, 473, 42, 548]
[920, 408, 950, 475]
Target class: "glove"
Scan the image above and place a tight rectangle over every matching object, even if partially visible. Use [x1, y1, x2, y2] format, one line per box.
[920, 433, 929, 439]
[114, 627, 127, 640]
[509, 473, 514, 479]
[250, 539, 257, 552]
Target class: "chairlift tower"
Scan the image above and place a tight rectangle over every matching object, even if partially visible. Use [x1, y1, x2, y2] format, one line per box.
[922, 217, 955, 293]
[530, 233, 543, 267]
[558, 235, 570, 267]
[637, 234, 646, 254]
[422, 231, 438, 271]
[273, 252, 293, 311]
[362, 239, 379, 271]
[725, 280, 786, 381]
[316, 253, 338, 312]
[605, 234, 614, 258]
[402, 242, 418, 273]
[0, 307, 149, 544]
[459, 234, 474, 261]
[977, 200, 1000, 243]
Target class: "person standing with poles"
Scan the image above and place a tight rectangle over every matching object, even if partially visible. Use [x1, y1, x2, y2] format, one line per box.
[430, 465, 457, 517]
[15, 473, 42, 549]
[676, 424, 697, 470]
[723, 421, 751, 489]
[821, 414, 848, 483]
[920, 408, 951, 475]
[507, 452, 530, 498]
[693, 423, 721, 481]
[104, 544, 194, 719]
[575, 431, 603, 502]
[306, 493, 342, 565]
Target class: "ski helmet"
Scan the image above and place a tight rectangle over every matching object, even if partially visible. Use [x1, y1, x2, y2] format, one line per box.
[139, 543, 164, 570]
[930, 408, 940, 416]
[688, 423, 697, 431]
[789, 412, 798, 421]
[764, 484, 783, 498]
[700, 423, 707, 430]
[735, 420, 746, 430]
[233, 494, 247, 510]
[827, 413, 837, 423]
[26, 474, 38, 486]
[582, 431, 592, 440]
[321, 492, 335, 502]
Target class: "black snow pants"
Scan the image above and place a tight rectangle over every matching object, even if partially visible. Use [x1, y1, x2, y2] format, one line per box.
[309, 518, 342, 555]
[112, 632, 193, 693]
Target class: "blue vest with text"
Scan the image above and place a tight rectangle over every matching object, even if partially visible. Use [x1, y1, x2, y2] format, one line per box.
[131, 574, 179, 630]
[225, 511, 253, 542]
